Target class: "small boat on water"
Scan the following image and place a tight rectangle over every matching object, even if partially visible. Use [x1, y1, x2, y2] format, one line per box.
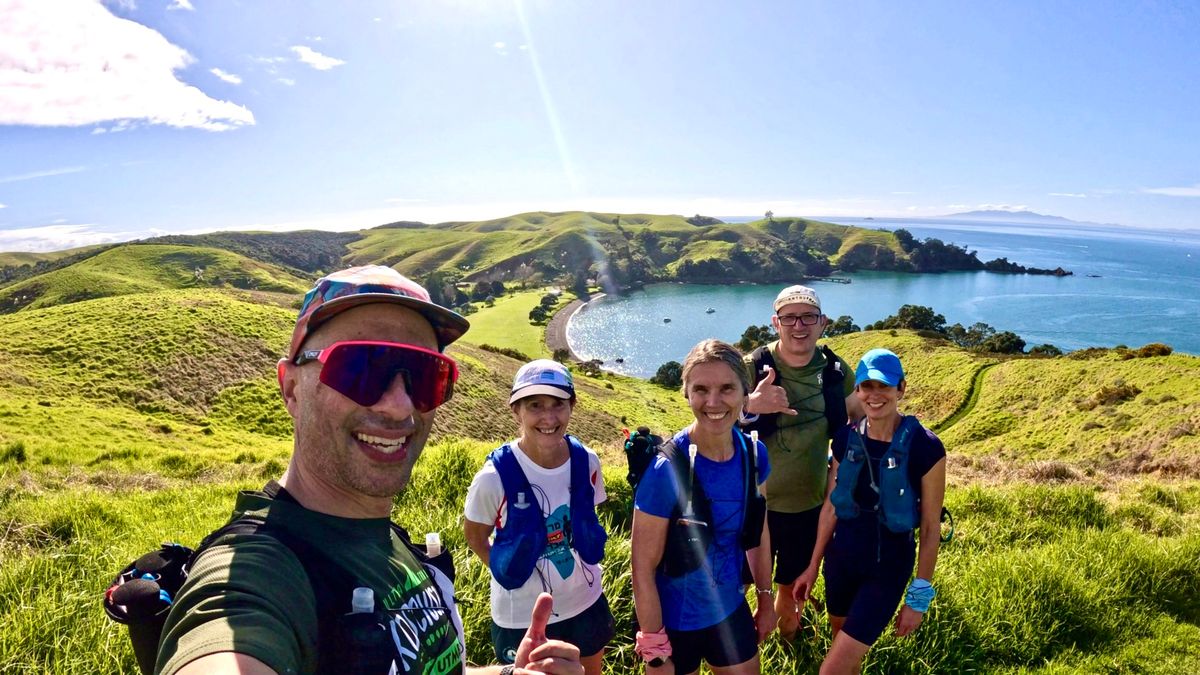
[705, 307, 715, 314]
[663, 317, 671, 323]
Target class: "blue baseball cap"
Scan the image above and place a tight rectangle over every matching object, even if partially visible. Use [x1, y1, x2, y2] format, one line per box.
[509, 359, 576, 404]
[855, 348, 905, 387]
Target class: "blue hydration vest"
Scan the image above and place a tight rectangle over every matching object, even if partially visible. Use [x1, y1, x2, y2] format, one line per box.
[830, 415, 922, 533]
[487, 436, 608, 590]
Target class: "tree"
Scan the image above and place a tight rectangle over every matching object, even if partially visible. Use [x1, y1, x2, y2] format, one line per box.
[552, 348, 571, 363]
[866, 305, 947, 333]
[737, 324, 776, 352]
[529, 306, 549, 323]
[946, 322, 996, 349]
[470, 281, 492, 301]
[490, 280, 506, 297]
[893, 228, 917, 252]
[650, 361, 683, 389]
[826, 315, 860, 337]
[571, 271, 590, 300]
[979, 331, 1026, 354]
[765, 210, 774, 221]
[540, 293, 558, 309]
[1029, 343, 1063, 357]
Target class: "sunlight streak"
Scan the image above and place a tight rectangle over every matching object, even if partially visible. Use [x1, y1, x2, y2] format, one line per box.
[514, 0, 579, 193]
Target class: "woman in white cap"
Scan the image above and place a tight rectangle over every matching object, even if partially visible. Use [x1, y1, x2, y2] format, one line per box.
[464, 359, 613, 675]
[792, 348, 947, 674]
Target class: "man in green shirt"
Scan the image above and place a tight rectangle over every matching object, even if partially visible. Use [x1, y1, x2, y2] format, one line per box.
[741, 284, 860, 641]
[156, 266, 583, 675]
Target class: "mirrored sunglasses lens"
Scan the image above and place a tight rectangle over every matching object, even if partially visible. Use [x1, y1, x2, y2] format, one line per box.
[320, 344, 453, 411]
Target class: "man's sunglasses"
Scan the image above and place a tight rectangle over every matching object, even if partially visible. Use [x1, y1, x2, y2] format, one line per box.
[776, 312, 822, 326]
[293, 341, 458, 412]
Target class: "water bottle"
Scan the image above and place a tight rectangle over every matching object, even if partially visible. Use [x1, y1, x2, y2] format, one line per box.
[339, 587, 392, 674]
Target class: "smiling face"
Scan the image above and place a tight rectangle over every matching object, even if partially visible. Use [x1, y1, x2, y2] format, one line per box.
[280, 303, 439, 502]
[684, 360, 746, 437]
[771, 301, 827, 365]
[855, 378, 906, 422]
[511, 394, 573, 455]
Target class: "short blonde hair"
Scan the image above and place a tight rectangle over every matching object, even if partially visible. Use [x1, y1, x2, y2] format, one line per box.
[680, 339, 751, 395]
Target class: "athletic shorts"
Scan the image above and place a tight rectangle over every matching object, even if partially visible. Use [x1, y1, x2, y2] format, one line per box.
[491, 593, 615, 663]
[822, 526, 916, 646]
[768, 507, 821, 585]
[666, 601, 758, 674]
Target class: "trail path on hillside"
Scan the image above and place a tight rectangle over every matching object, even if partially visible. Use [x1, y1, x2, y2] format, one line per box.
[933, 363, 997, 433]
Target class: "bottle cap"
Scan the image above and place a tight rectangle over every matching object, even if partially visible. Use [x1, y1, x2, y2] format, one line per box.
[425, 532, 442, 557]
[351, 587, 374, 614]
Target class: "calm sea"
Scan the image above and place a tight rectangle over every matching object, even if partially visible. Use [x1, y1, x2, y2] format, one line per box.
[566, 218, 1200, 378]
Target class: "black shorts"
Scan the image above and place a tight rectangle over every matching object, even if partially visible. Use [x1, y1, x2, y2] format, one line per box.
[491, 593, 615, 663]
[823, 525, 916, 646]
[768, 507, 821, 585]
[666, 601, 757, 673]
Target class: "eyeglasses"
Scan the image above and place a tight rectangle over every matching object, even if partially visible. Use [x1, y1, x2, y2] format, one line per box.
[776, 312, 822, 326]
[294, 341, 458, 411]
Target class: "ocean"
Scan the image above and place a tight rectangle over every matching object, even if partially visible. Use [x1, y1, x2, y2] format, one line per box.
[565, 218, 1200, 378]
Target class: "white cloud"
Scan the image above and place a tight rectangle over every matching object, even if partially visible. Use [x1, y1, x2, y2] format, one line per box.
[890, 191, 915, 195]
[290, 45, 345, 71]
[0, 0, 254, 131]
[494, 41, 508, 56]
[277, 78, 296, 86]
[0, 203, 6, 209]
[0, 166, 87, 183]
[0, 223, 142, 252]
[1049, 192, 1086, 198]
[210, 68, 242, 85]
[1143, 183, 1200, 197]
[975, 203, 1029, 211]
[166, 0, 193, 10]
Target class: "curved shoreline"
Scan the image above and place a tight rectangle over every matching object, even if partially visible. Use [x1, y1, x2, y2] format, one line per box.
[544, 292, 605, 361]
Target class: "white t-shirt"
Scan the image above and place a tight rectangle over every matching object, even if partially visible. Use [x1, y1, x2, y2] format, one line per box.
[463, 439, 607, 629]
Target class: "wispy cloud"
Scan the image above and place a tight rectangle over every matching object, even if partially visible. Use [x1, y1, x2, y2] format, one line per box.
[0, 166, 87, 184]
[890, 191, 915, 195]
[494, 41, 509, 56]
[0, 223, 141, 252]
[0, 0, 253, 131]
[1143, 183, 1200, 197]
[1049, 192, 1087, 198]
[166, 0, 194, 10]
[0, 203, 7, 209]
[290, 45, 345, 71]
[210, 68, 242, 85]
[975, 203, 1030, 211]
[277, 78, 296, 87]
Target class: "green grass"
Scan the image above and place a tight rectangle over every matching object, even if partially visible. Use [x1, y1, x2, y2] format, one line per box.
[457, 289, 554, 359]
[3, 444, 1199, 674]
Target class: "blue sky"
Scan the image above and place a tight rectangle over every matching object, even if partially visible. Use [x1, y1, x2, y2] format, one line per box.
[1, 0, 1198, 252]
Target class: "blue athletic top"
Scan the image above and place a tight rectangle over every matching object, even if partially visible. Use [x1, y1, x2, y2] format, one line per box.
[634, 429, 770, 631]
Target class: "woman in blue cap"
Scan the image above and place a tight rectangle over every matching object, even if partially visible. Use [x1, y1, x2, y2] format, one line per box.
[792, 348, 946, 674]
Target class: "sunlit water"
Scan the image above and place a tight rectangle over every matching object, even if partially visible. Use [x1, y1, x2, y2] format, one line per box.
[566, 218, 1200, 378]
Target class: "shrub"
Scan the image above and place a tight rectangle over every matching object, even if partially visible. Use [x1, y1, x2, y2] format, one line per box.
[480, 344, 531, 361]
[1137, 342, 1173, 358]
[650, 361, 682, 389]
[1, 440, 27, 463]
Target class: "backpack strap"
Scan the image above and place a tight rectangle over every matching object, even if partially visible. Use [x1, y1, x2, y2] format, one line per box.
[820, 345, 848, 438]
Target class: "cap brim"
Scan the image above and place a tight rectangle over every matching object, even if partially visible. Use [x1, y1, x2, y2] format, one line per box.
[309, 293, 469, 349]
[509, 384, 574, 405]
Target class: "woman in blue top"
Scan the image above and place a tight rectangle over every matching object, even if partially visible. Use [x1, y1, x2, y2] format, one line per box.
[631, 339, 776, 675]
[793, 348, 947, 674]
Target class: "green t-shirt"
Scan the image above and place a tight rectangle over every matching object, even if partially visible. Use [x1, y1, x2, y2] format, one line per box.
[747, 342, 855, 513]
[156, 491, 464, 675]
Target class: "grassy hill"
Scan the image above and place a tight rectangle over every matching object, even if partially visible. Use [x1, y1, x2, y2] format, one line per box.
[0, 243, 312, 313]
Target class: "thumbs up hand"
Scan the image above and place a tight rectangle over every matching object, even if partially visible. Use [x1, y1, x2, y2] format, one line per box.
[746, 366, 797, 416]
[513, 593, 583, 674]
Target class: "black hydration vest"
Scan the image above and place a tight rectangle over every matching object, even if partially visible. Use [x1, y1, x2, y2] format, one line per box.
[657, 432, 766, 579]
[743, 343, 847, 440]
[104, 481, 461, 675]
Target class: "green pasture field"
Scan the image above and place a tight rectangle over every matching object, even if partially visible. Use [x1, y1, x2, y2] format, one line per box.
[3, 441, 1198, 674]
[456, 288, 555, 360]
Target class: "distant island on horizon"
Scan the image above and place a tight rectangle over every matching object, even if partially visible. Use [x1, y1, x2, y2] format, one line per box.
[935, 209, 1108, 227]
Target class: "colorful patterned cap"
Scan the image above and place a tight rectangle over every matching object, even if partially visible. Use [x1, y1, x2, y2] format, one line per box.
[288, 265, 469, 359]
[509, 359, 575, 404]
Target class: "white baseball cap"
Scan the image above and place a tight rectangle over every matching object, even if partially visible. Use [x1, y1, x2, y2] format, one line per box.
[773, 284, 822, 313]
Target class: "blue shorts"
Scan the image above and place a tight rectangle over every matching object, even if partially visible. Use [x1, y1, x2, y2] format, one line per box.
[666, 601, 757, 673]
[823, 524, 916, 645]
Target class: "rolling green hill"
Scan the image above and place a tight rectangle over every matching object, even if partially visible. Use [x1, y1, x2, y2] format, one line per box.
[0, 243, 312, 313]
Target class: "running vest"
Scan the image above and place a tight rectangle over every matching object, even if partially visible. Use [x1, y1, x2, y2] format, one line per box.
[830, 416, 922, 533]
[744, 344, 847, 439]
[658, 430, 766, 578]
[487, 436, 608, 590]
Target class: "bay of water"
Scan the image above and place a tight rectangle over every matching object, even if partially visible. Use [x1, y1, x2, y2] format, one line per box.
[566, 218, 1200, 378]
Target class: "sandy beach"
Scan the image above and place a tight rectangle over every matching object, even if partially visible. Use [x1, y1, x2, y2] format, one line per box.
[544, 292, 605, 361]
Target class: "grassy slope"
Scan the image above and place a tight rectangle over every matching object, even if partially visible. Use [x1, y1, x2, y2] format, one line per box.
[456, 289, 555, 359]
[0, 244, 107, 267]
[0, 243, 311, 312]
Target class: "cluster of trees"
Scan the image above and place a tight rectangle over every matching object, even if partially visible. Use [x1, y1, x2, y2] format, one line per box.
[860, 304, 1060, 355]
[528, 292, 561, 324]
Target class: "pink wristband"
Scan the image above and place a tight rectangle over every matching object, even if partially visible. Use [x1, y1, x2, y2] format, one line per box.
[634, 627, 672, 661]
